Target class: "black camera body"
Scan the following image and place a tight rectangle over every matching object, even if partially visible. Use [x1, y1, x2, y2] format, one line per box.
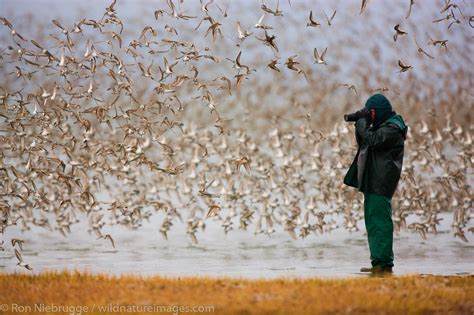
[344, 108, 370, 122]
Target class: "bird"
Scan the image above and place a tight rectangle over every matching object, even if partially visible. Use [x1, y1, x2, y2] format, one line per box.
[0, 17, 27, 42]
[454, 228, 468, 243]
[226, 51, 251, 73]
[338, 83, 358, 95]
[256, 30, 279, 53]
[285, 55, 309, 82]
[393, 24, 407, 42]
[0, 0, 470, 268]
[406, 0, 415, 19]
[200, 0, 214, 13]
[426, 33, 448, 51]
[397, 59, 412, 72]
[216, 1, 229, 17]
[15, 249, 33, 271]
[237, 22, 253, 42]
[11, 238, 25, 250]
[313, 47, 328, 65]
[206, 204, 221, 218]
[306, 11, 321, 27]
[323, 10, 336, 26]
[267, 58, 281, 72]
[447, 12, 461, 29]
[414, 36, 434, 59]
[260, 0, 283, 17]
[371, 86, 400, 95]
[234, 156, 251, 173]
[440, 0, 464, 17]
[98, 234, 115, 248]
[205, 20, 223, 41]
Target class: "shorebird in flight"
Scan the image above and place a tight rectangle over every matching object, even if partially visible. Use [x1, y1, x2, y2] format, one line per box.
[313, 47, 328, 65]
[307, 11, 321, 27]
[393, 24, 407, 42]
[15, 249, 33, 271]
[398, 59, 412, 72]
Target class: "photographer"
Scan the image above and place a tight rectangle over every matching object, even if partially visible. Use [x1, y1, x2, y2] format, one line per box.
[343, 94, 408, 274]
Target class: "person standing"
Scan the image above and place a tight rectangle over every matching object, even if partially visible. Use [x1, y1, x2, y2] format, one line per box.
[344, 94, 408, 274]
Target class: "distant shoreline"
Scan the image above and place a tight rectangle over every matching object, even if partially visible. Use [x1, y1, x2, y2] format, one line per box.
[1, 272, 472, 314]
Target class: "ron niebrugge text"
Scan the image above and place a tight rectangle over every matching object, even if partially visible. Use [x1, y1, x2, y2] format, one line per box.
[7, 303, 215, 313]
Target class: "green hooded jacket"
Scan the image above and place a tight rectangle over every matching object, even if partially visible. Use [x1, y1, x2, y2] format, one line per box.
[344, 114, 408, 198]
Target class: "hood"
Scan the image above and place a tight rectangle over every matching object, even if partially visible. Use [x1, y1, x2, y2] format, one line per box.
[383, 114, 408, 138]
[365, 94, 394, 126]
[365, 93, 392, 110]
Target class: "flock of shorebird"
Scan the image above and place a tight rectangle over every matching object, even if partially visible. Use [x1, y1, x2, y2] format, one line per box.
[0, 0, 472, 270]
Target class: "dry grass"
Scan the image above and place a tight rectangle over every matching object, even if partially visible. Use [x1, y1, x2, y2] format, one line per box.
[0, 272, 473, 314]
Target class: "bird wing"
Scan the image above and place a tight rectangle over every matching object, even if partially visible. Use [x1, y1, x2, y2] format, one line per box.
[422, 50, 434, 59]
[304, 211, 310, 224]
[405, 0, 414, 19]
[15, 249, 23, 263]
[237, 22, 244, 37]
[52, 19, 65, 30]
[236, 51, 242, 66]
[189, 233, 198, 245]
[313, 48, 320, 60]
[323, 10, 329, 22]
[321, 47, 328, 59]
[106, 234, 115, 248]
[360, 0, 369, 14]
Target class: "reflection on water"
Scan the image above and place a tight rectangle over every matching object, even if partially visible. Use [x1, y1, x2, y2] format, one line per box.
[0, 213, 472, 278]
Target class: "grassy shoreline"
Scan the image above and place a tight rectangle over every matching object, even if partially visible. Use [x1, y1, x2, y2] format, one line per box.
[1, 272, 473, 314]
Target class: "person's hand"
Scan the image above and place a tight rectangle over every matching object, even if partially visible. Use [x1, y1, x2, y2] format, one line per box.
[355, 108, 370, 131]
[357, 107, 370, 121]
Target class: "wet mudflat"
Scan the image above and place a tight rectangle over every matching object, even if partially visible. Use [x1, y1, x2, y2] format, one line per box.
[1, 213, 472, 277]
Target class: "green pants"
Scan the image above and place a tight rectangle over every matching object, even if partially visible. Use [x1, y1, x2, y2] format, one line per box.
[364, 193, 394, 267]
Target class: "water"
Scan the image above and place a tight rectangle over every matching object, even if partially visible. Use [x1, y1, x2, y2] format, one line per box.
[1, 213, 472, 278]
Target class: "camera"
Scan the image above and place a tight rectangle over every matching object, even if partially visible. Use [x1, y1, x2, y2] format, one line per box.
[344, 112, 360, 122]
[344, 108, 370, 122]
